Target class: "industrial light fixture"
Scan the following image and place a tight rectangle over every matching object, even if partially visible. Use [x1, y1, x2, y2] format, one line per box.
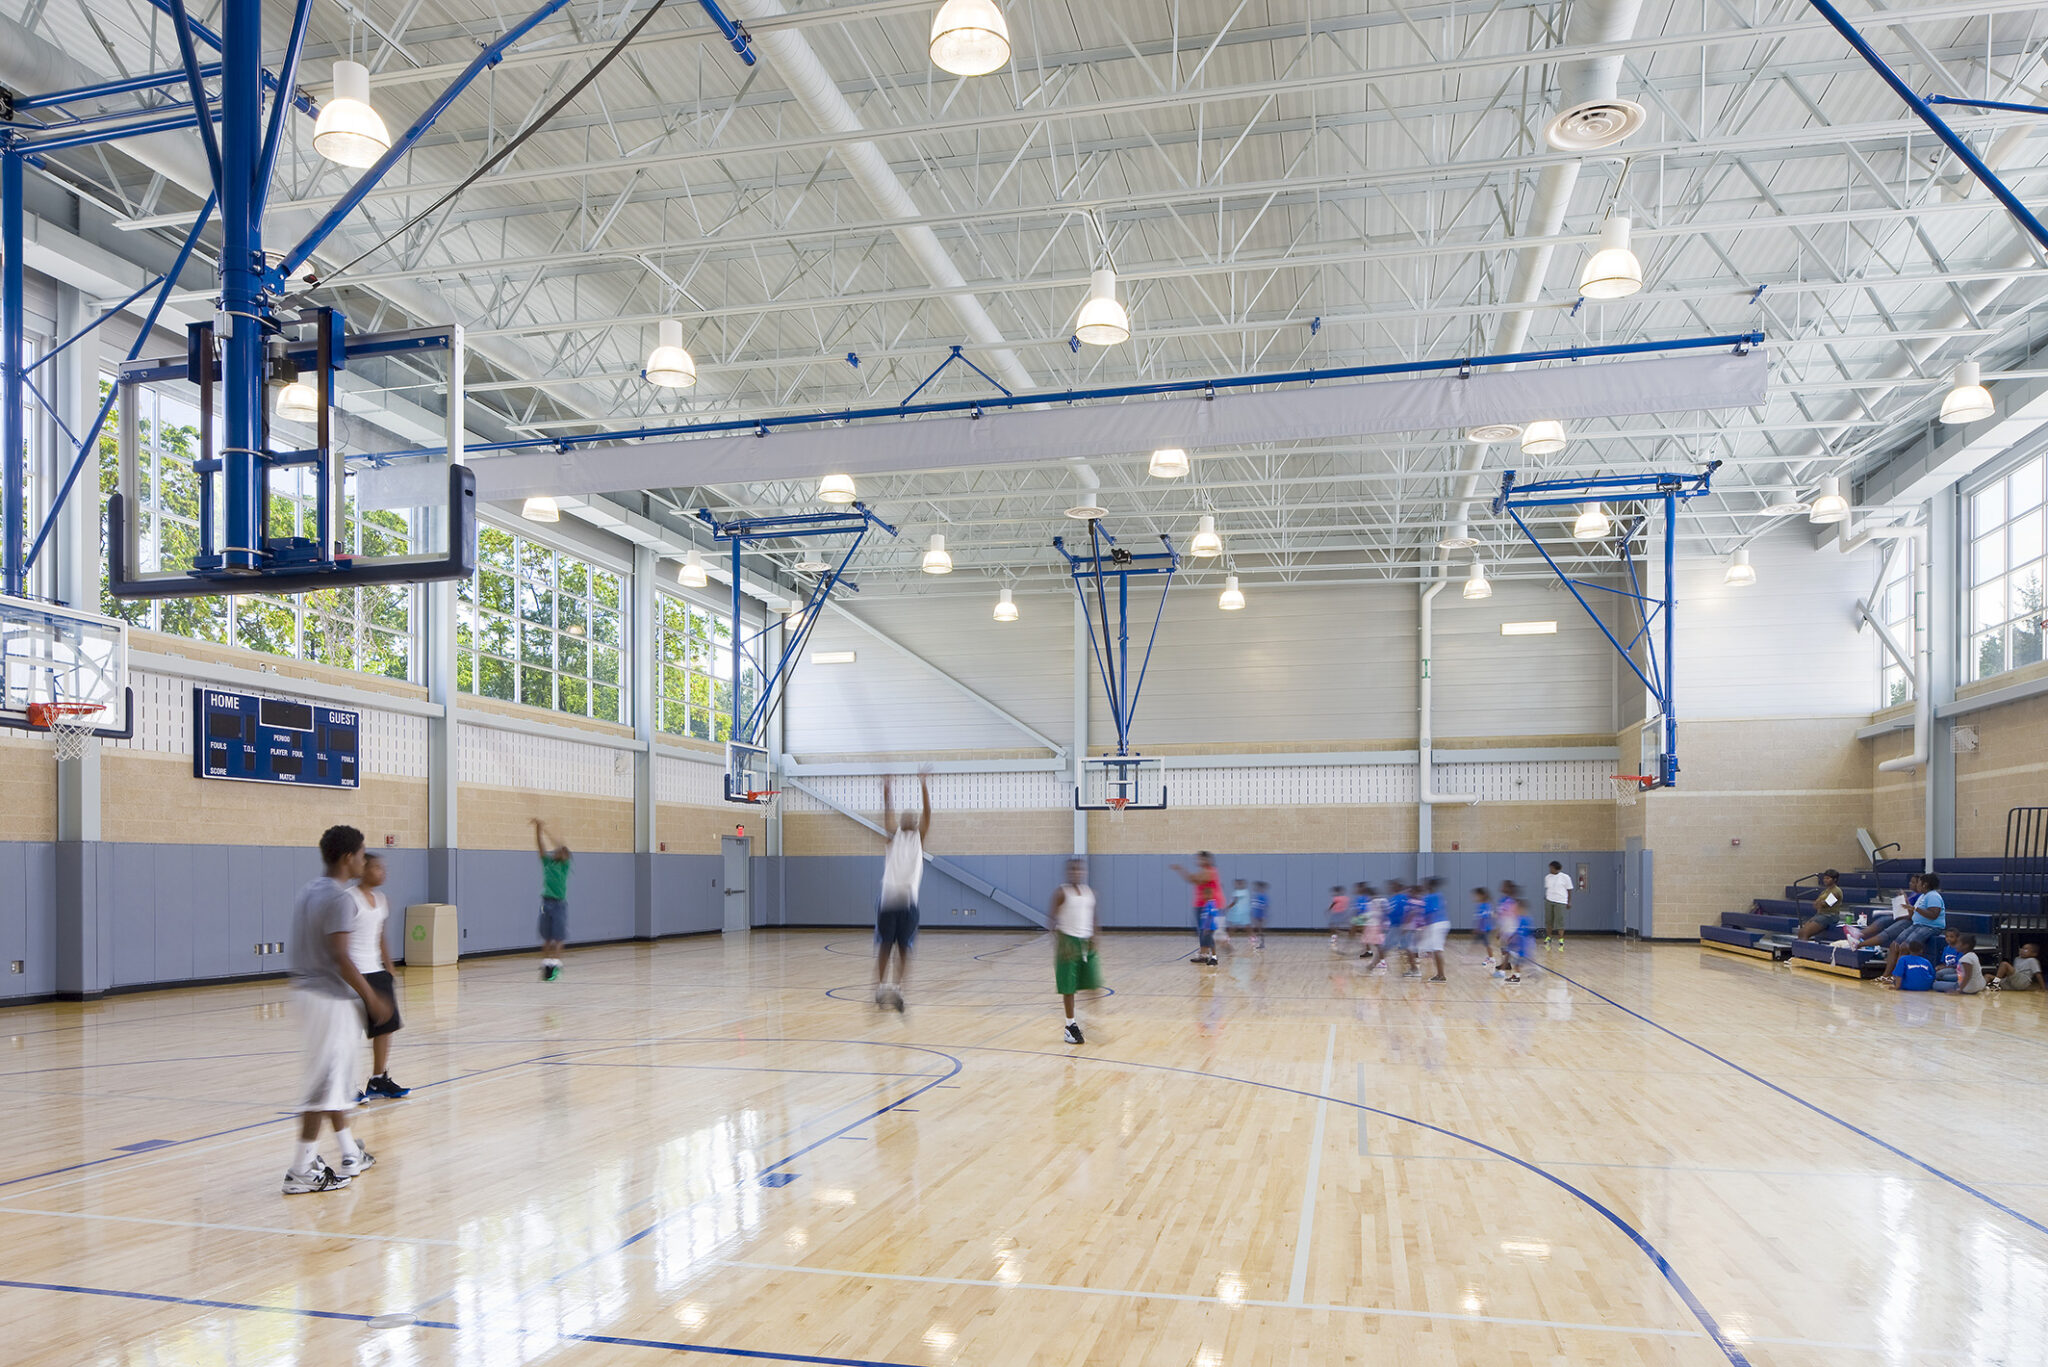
[811, 650, 857, 665]
[312, 60, 390, 169]
[993, 587, 1018, 622]
[794, 556, 830, 573]
[1438, 521, 1479, 550]
[817, 473, 857, 504]
[1724, 546, 1756, 587]
[922, 534, 954, 574]
[1189, 514, 1223, 558]
[1578, 216, 1644, 299]
[1808, 475, 1850, 525]
[1520, 420, 1567, 456]
[645, 320, 697, 389]
[1218, 575, 1245, 611]
[521, 495, 560, 523]
[678, 548, 709, 587]
[1465, 423, 1523, 444]
[1939, 361, 1995, 424]
[1463, 560, 1492, 600]
[929, 0, 1011, 76]
[1075, 269, 1130, 346]
[273, 372, 319, 423]
[1149, 447, 1190, 479]
[1572, 502, 1611, 539]
[1500, 620, 1558, 636]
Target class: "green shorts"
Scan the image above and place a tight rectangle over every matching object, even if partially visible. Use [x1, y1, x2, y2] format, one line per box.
[1055, 935, 1102, 995]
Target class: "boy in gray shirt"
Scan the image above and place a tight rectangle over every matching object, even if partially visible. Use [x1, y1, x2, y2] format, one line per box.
[284, 825, 392, 1194]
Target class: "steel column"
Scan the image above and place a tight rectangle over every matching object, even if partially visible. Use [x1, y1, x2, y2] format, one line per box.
[218, 0, 265, 572]
[3, 149, 22, 597]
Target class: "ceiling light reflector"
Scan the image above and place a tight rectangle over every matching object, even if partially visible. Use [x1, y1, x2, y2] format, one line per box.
[646, 319, 697, 389]
[1520, 420, 1567, 456]
[1724, 546, 1756, 587]
[312, 60, 390, 169]
[1578, 216, 1644, 299]
[1218, 575, 1245, 611]
[922, 534, 953, 574]
[1809, 476, 1849, 525]
[521, 495, 560, 523]
[929, 0, 1011, 76]
[994, 587, 1018, 622]
[678, 548, 709, 587]
[1939, 361, 1995, 424]
[1075, 269, 1130, 346]
[1189, 514, 1223, 558]
[1149, 447, 1190, 479]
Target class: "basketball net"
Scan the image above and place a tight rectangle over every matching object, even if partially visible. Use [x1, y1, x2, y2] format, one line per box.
[29, 702, 105, 762]
[1609, 776, 1641, 807]
[1106, 796, 1130, 824]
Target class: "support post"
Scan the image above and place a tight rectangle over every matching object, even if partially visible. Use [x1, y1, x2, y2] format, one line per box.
[217, 0, 266, 573]
[53, 283, 105, 998]
[1662, 489, 1678, 787]
[632, 542, 658, 939]
[425, 327, 465, 905]
[3, 148, 22, 598]
[1072, 595, 1088, 857]
[1927, 484, 1959, 863]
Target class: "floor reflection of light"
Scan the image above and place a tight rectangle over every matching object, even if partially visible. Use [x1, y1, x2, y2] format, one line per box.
[817, 1188, 858, 1205]
[1194, 1349, 1223, 1367]
[1499, 1240, 1551, 1259]
[1215, 1272, 1245, 1306]
[784, 1227, 809, 1250]
[675, 1303, 707, 1330]
[923, 1326, 957, 1352]
[1461, 1291, 1482, 1314]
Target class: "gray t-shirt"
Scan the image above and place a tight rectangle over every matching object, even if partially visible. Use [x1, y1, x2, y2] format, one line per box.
[289, 876, 361, 1000]
[2009, 957, 2041, 989]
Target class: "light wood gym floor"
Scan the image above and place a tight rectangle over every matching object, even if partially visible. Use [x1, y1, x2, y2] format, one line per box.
[3, 930, 2044, 1366]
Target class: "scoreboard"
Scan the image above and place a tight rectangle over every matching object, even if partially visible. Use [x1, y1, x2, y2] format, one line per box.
[193, 688, 361, 788]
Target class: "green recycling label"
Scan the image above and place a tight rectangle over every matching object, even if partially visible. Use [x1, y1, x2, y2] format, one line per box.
[412, 924, 426, 940]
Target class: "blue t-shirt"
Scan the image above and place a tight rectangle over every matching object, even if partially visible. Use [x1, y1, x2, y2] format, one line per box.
[1940, 943, 1961, 966]
[1474, 900, 1493, 928]
[1912, 891, 1946, 927]
[1388, 894, 1410, 927]
[1422, 893, 1447, 924]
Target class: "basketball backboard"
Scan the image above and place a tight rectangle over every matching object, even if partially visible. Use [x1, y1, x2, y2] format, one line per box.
[1076, 755, 1166, 811]
[725, 741, 774, 804]
[0, 594, 132, 739]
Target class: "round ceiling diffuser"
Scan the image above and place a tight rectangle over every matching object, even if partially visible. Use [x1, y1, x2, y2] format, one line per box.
[1544, 98, 1647, 152]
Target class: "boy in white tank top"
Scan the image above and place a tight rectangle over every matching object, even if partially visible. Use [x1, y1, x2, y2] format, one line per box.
[1051, 858, 1100, 1045]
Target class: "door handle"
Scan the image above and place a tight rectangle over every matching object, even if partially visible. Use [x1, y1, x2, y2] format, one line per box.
[724, 888, 746, 895]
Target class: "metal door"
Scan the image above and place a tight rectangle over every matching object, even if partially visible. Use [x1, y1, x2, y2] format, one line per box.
[721, 836, 751, 933]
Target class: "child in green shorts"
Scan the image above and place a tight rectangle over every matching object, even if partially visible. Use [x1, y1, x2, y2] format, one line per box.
[1052, 858, 1100, 1045]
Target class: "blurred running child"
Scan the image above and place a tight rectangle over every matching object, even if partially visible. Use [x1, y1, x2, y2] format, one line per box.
[1494, 889, 1532, 983]
[1173, 853, 1224, 965]
[1327, 885, 1352, 953]
[1414, 877, 1450, 983]
[1051, 858, 1101, 1043]
[1385, 882, 1411, 969]
[349, 854, 407, 1102]
[1471, 887, 1494, 959]
[1359, 883, 1387, 968]
[532, 817, 573, 981]
[874, 773, 932, 1010]
[1225, 879, 1254, 950]
[1250, 881, 1271, 951]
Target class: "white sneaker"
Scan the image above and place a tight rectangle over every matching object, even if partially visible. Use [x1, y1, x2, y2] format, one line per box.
[282, 1159, 351, 1195]
[337, 1148, 376, 1179]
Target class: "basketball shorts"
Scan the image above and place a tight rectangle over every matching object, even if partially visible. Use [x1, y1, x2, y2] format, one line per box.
[876, 903, 919, 951]
[295, 988, 362, 1113]
[1416, 920, 1450, 954]
[538, 896, 569, 943]
[1544, 900, 1568, 932]
[1055, 935, 1102, 995]
[363, 969, 402, 1039]
[1195, 904, 1218, 948]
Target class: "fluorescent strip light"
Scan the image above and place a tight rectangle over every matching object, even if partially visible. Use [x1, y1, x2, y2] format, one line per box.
[810, 650, 857, 664]
[1499, 621, 1558, 636]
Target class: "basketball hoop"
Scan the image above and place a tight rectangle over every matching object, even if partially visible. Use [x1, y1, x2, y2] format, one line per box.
[1609, 775, 1652, 807]
[744, 790, 780, 809]
[28, 701, 107, 762]
[1106, 796, 1131, 823]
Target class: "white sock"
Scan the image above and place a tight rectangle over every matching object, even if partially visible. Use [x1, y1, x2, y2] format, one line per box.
[1066, 1017, 1077, 1027]
[545, 957, 560, 967]
[294, 1140, 318, 1172]
[336, 1128, 363, 1160]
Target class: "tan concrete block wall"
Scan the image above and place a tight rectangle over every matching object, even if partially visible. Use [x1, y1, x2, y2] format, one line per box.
[459, 784, 635, 852]
[659, 802, 748, 854]
[1868, 725, 1925, 860]
[1955, 691, 2048, 856]
[1087, 804, 1418, 855]
[0, 735, 56, 841]
[100, 750, 427, 848]
[783, 809, 1075, 857]
[131, 627, 430, 703]
[1431, 801, 1616, 852]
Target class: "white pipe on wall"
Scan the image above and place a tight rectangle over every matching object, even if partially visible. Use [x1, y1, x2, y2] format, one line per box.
[1418, 574, 1480, 866]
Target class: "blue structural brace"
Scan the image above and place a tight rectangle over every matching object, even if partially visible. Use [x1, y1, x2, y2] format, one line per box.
[3, 149, 21, 596]
[1052, 522, 1178, 760]
[1492, 464, 1722, 789]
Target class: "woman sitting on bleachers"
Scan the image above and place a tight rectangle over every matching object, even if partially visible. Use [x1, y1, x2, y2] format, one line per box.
[1876, 874, 1947, 982]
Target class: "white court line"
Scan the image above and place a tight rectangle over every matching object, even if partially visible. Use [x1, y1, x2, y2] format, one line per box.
[1287, 1024, 1335, 1305]
[0, 1204, 463, 1246]
[707, 1258, 1957, 1355]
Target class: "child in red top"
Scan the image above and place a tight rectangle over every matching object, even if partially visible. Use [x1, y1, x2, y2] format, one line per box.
[1171, 852, 1224, 966]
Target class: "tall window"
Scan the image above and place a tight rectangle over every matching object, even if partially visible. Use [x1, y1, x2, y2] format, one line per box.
[1969, 453, 2046, 682]
[458, 524, 625, 721]
[96, 380, 415, 679]
[655, 591, 740, 741]
[1878, 551, 1914, 709]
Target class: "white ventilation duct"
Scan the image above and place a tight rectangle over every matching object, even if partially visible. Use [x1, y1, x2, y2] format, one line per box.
[726, 0, 1036, 394]
[1418, 573, 1480, 870]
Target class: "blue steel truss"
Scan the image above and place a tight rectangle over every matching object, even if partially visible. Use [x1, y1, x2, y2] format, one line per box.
[1053, 521, 1179, 770]
[694, 504, 898, 800]
[1491, 463, 1721, 789]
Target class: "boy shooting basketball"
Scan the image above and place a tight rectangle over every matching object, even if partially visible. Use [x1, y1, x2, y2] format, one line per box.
[532, 818, 573, 981]
[1170, 853, 1224, 966]
[875, 773, 931, 1011]
[1052, 858, 1100, 1044]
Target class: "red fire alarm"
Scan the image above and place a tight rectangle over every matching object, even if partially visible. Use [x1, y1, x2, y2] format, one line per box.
[659, 841, 668, 853]
[1450, 841, 1460, 851]
[384, 834, 396, 847]
[735, 824, 746, 838]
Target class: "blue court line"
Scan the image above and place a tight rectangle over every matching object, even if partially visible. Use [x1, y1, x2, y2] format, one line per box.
[0, 1049, 297, 1079]
[0, 1279, 921, 1366]
[1544, 965, 2048, 1243]
[954, 1043, 1753, 1367]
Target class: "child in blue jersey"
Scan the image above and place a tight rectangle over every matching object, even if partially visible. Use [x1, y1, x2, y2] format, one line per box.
[1386, 882, 1411, 966]
[1412, 877, 1450, 982]
[1493, 880, 1529, 982]
[1471, 887, 1494, 958]
[1250, 882, 1270, 951]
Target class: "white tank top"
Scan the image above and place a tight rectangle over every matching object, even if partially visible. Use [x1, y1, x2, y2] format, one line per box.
[1054, 884, 1095, 939]
[881, 828, 924, 906]
[347, 887, 388, 974]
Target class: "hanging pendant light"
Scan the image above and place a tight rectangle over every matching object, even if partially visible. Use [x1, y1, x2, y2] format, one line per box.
[1075, 269, 1131, 346]
[929, 0, 1011, 75]
[1939, 361, 1995, 424]
[313, 60, 390, 169]
[678, 548, 709, 587]
[817, 473, 857, 504]
[1521, 420, 1567, 456]
[521, 495, 560, 523]
[645, 320, 698, 389]
[922, 534, 953, 574]
[1463, 560, 1492, 600]
[1149, 447, 1189, 479]
[1218, 575, 1245, 611]
[273, 372, 319, 423]
[1808, 476, 1849, 525]
[993, 587, 1018, 622]
[1572, 502, 1611, 539]
[1189, 514, 1223, 558]
[1724, 547, 1756, 587]
[1578, 216, 1644, 299]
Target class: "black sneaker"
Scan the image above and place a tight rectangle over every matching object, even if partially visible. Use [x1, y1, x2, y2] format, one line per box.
[1064, 1022, 1084, 1045]
[282, 1159, 351, 1195]
[370, 1074, 410, 1099]
[539, 964, 551, 982]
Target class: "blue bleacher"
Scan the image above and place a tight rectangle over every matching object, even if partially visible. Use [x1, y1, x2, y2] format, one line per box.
[1723, 909, 1801, 933]
[1788, 938, 1883, 979]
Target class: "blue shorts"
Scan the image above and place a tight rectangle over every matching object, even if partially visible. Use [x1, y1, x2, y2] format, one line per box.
[876, 904, 919, 952]
[538, 897, 568, 943]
